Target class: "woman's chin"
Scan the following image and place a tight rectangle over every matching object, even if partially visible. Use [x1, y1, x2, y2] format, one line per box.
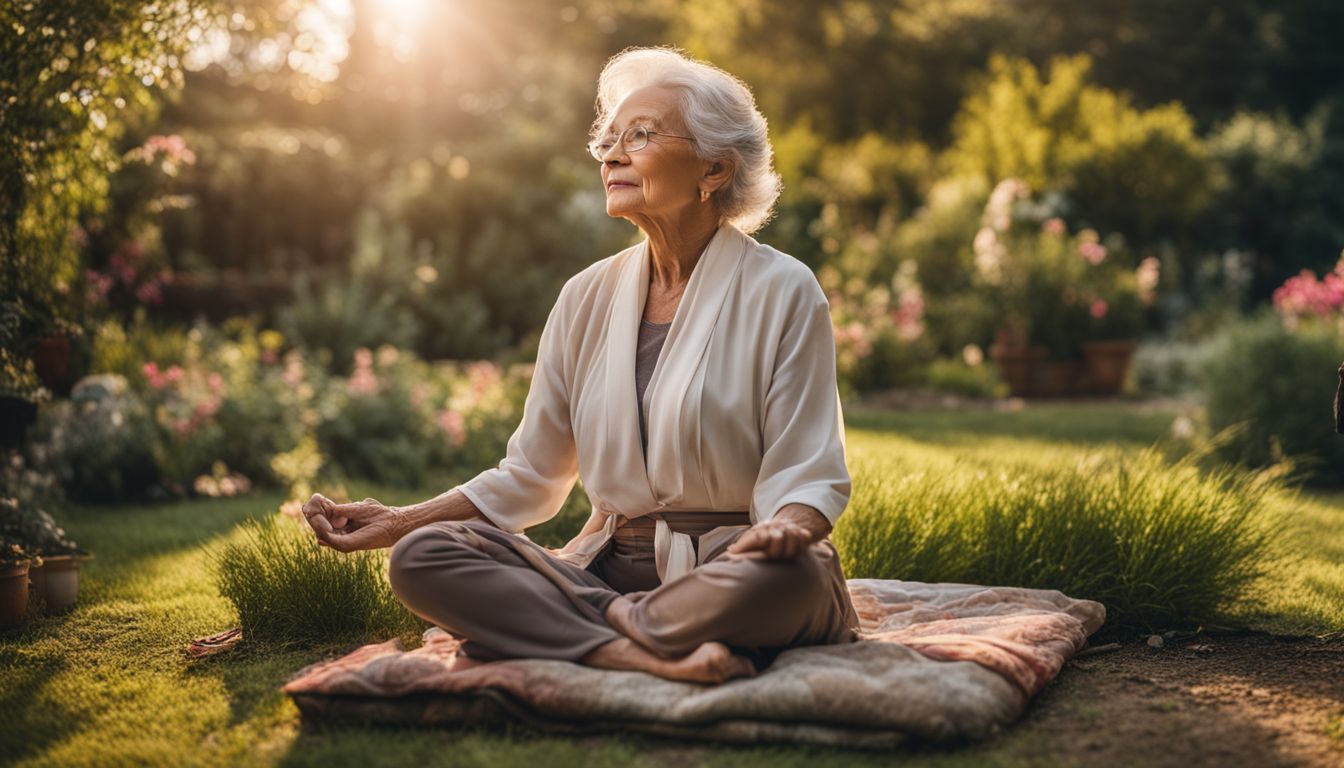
[606, 202, 641, 220]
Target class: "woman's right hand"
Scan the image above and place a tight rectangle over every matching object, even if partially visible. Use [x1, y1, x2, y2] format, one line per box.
[301, 493, 406, 552]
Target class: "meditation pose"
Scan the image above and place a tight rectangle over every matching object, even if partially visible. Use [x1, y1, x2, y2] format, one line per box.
[301, 47, 860, 684]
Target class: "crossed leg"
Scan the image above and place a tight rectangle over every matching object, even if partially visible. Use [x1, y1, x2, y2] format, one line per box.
[606, 538, 858, 666]
[387, 519, 760, 683]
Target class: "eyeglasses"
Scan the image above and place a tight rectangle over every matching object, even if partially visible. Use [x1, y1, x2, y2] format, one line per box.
[587, 124, 694, 161]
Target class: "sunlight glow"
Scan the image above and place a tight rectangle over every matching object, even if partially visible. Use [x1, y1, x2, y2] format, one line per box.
[373, 0, 435, 63]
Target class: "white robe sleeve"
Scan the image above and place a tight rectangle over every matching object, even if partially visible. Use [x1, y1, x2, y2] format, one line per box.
[453, 284, 579, 533]
[750, 283, 851, 528]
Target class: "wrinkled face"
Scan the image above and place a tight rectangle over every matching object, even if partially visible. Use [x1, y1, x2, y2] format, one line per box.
[596, 84, 708, 224]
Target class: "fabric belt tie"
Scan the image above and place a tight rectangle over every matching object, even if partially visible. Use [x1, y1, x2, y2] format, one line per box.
[639, 511, 751, 584]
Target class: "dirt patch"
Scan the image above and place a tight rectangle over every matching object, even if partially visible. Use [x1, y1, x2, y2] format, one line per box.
[970, 631, 1344, 767]
[568, 632, 1341, 766]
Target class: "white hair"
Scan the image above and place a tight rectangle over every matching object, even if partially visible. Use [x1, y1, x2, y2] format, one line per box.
[592, 47, 782, 234]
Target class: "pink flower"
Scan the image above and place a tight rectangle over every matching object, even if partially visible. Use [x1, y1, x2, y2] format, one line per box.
[281, 355, 306, 388]
[1136, 257, 1161, 304]
[84, 269, 113, 304]
[437, 409, 466, 447]
[410, 382, 428, 409]
[1042, 217, 1066, 236]
[207, 372, 224, 395]
[467, 361, 502, 398]
[834, 321, 873, 357]
[891, 289, 926, 342]
[143, 362, 168, 389]
[1079, 241, 1107, 266]
[165, 365, 184, 384]
[135, 280, 163, 305]
[194, 397, 220, 419]
[347, 347, 380, 395]
[347, 369, 380, 396]
[1273, 264, 1344, 324]
[1090, 300, 1109, 319]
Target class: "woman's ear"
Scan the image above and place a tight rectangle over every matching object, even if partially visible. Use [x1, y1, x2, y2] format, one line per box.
[703, 160, 733, 194]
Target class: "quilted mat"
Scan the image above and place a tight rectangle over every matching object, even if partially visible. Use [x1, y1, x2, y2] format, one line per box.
[283, 579, 1106, 748]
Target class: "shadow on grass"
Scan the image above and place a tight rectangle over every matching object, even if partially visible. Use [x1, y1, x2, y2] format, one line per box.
[0, 651, 72, 763]
[186, 635, 391, 730]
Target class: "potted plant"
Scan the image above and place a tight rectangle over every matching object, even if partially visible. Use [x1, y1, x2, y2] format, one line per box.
[0, 453, 91, 615]
[32, 318, 84, 397]
[1079, 253, 1151, 396]
[27, 527, 91, 615]
[974, 180, 1151, 399]
[976, 181, 1054, 398]
[988, 322, 1047, 397]
[0, 539, 37, 627]
[0, 498, 90, 614]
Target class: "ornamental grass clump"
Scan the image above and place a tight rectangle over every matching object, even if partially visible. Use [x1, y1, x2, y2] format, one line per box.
[834, 447, 1282, 632]
[210, 515, 421, 647]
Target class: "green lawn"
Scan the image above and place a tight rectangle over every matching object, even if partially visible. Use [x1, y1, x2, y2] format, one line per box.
[2, 401, 1341, 767]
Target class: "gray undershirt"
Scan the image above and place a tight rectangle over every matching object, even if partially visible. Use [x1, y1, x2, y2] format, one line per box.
[635, 318, 672, 455]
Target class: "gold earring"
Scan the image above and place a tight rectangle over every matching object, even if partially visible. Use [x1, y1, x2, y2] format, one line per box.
[700, 188, 710, 202]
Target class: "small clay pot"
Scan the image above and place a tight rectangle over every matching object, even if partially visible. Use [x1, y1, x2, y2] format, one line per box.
[1034, 359, 1082, 398]
[0, 562, 30, 627]
[1081, 339, 1138, 396]
[989, 342, 1049, 398]
[30, 553, 92, 614]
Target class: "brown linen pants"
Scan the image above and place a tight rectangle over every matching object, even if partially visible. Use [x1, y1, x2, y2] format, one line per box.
[386, 516, 860, 668]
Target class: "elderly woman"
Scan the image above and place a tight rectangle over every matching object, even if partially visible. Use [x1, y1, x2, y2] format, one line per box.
[301, 47, 859, 684]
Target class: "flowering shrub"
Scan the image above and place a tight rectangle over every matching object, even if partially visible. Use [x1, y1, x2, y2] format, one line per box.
[1272, 252, 1344, 333]
[315, 349, 527, 488]
[82, 238, 174, 311]
[30, 312, 535, 501]
[142, 359, 228, 494]
[316, 346, 442, 488]
[1199, 310, 1344, 485]
[442, 360, 528, 473]
[821, 258, 934, 395]
[972, 179, 1156, 357]
[28, 375, 159, 502]
[1185, 251, 1344, 484]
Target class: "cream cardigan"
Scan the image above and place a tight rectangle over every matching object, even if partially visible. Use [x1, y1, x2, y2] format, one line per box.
[453, 221, 851, 584]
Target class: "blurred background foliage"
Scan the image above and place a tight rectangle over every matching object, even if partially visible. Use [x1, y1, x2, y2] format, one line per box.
[4, 0, 1344, 494]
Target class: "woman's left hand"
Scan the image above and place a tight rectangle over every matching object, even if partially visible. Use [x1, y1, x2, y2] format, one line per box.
[725, 518, 815, 560]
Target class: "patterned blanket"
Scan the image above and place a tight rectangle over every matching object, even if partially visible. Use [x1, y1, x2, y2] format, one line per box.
[283, 579, 1105, 748]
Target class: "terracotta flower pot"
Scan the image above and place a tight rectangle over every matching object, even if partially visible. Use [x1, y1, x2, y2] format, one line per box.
[33, 333, 73, 392]
[1, 563, 30, 627]
[1081, 339, 1138, 396]
[29, 553, 91, 614]
[1034, 359, 1082, 398]
[989, 341, 1049, 398]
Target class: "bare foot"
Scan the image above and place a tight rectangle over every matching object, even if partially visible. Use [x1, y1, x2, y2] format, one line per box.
[659, 641, 757, 684]
[580, 638, 757, 685]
